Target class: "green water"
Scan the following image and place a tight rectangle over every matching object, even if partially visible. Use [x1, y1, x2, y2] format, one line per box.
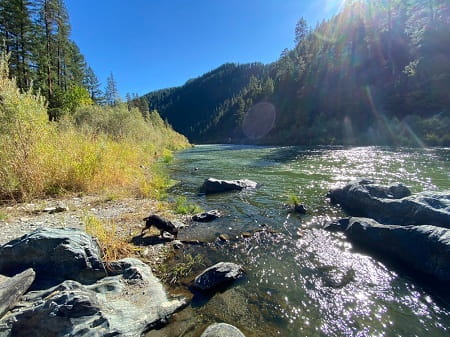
[157, 145, 450, 337]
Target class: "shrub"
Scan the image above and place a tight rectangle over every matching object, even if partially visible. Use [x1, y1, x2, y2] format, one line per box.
[0, 54, 190, 201]
[173, 196, 203, 215]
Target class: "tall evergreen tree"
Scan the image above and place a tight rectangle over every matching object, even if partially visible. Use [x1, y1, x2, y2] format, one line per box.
[105, 72, 120, 106]
[83, 65, 103, 103]
[0, 0, 34, 89]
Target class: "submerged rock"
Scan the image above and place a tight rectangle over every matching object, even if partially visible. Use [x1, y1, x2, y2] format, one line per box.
[0, 269, 35, 319]
[0, 228, 106, 289]
[200, 323, 246, 337]
[328, 180, 450, 228]
[192, 210, 221, 222]
[293, 204, 307, 214]
[0, 258, 185, 337]
[200, 178, 257, 194]
[325, 217, 450, 282]
[194, 262, 244, 291]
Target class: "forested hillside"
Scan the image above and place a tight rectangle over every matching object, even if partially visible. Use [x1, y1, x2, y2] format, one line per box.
[145, 0, 450, 146]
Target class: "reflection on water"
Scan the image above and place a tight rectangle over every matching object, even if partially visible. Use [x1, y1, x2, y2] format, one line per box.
[150, 145, 450, 337]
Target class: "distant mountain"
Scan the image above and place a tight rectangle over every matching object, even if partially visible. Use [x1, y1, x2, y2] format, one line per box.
[145, 0, 450, 146]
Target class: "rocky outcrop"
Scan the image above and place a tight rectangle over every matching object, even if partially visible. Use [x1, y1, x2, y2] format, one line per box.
[0, 269, 35, 318]
[194, 262, 244, 291]
[325, 217, 450, 282]
[200, 178, 257, 194]
[192, 210, 221, 222]
[200, 323, 246, 337]
[328, 180, 450, 228]
[0, 258, 185, 337]
[0, 228, 107, 289]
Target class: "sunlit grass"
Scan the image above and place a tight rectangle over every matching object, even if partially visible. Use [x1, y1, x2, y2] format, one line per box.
[84, 215, 139, 262]
[0, 54, 190, 202]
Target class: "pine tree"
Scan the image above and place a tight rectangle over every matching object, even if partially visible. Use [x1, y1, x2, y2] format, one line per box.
[83, 65, 103, 103]
[105, 72, 120, 106]
[0, 0, 34, 89]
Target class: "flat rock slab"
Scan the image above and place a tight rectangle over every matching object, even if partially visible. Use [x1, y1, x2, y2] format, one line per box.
[192, 210, 221, 222]
[325, 217, 450, 282]
[0, 269, 35, 319]
[0, 228, 106, 289]
[194, 262, 244, 291]
[200, 323, 246, 337]
[201, 178, 258, 194]
[328, 180, 450, 228]
[0, 258, 185, 337]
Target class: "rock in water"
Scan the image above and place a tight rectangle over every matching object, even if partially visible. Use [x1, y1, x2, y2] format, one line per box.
[328, 180, 450, 228]
[0, 228, 106, 289]
[200, 323, 246, 337]
[0, 258, 185, 337]
[324, 217, 450, 282]
[192, 210, 221, 222]
[200, 178, 257, 194]
[194, 262, 244, 291]
[0, 269, 35, 319]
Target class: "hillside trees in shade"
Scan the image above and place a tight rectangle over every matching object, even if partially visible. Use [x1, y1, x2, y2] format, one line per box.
[144, 0, 450, 146]
[0, 0, 101, 119]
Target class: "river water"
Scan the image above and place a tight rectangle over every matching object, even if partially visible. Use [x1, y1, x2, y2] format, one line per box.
[154, 145, 450, 337]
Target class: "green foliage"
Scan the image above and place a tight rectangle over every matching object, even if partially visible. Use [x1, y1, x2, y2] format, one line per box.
[286, 194, 301, 207]
[173, 196, 203, 215]
[156, 253, 204, 285]
[0, 0, 102, 120]
[144, 0, 450, 147]
[0, 54, 189, 201]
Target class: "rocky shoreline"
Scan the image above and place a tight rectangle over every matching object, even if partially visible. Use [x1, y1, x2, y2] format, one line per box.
[1, 178, 450, 336]
[325, 179, 450, 283]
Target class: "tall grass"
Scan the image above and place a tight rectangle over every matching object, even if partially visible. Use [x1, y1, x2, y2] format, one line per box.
[0, 55, 189, 202]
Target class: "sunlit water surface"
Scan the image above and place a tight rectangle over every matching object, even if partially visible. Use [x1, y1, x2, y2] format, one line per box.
[151, 145, 450, 337]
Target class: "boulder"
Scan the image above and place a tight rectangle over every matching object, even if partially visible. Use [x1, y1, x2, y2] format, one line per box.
[0, 269, 35, 319]
[0, 228, 107, 289]
[194, 262, 244, 291]
[192, 210, 221, 222]
[0, 258, 185, 337]
[324, 217, 450, 282]
[294, 204, 307, 214]
[201, 178, 257, 194]
[328, 180, 450, 228]
[200, 323, 246, 337]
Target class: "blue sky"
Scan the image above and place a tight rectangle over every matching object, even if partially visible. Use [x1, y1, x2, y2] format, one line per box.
[65, 0, 343, 97]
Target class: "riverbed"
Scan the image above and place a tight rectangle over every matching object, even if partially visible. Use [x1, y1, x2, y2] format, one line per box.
[150, 145, 450, 337]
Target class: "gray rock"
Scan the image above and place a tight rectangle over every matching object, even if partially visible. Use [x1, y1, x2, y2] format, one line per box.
[0, 228, 106, 289]
[194, 262, 244, 291]
[0, 269, 35, 319]
[328, 180, 450, 228]
[42, 205, 68, 214]
[200, 323, 246, 337]
[0, 258, 185, 337]
[294, 204, 307, 214]
[201, 178, 257, 194]
[192, 210, 221, 222]
[324, 217, 450, 282]
[172, 240, 184, 249]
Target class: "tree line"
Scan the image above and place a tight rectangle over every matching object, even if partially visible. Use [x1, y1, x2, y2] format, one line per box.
[0, 0, 149, 120]
[145, 0, 450, 146]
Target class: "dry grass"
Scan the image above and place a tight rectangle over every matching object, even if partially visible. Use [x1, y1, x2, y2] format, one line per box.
[0, 54, 189, 202]
[84, 215, 140, 262]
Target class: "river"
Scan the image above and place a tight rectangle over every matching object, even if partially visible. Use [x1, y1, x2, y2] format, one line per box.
[150, 145, 450, 337]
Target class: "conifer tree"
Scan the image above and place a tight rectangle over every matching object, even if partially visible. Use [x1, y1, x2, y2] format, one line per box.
[105, 72, 120, 106]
